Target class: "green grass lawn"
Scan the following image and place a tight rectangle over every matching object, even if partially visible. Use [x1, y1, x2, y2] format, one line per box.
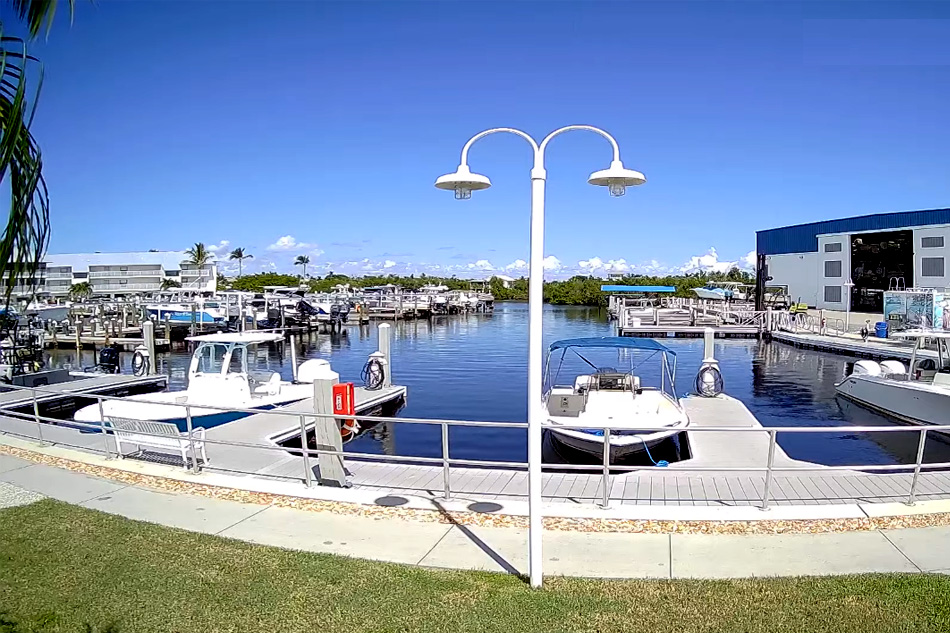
[1, 499, 949, 633]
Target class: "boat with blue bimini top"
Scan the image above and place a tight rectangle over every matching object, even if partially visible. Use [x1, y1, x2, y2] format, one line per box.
[73, 332, 335, 431]
[544, 337, 689, 460]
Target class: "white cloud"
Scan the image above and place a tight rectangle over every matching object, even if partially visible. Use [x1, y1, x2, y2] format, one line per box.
[678, 247, 751, 275]
[383, 260, 396, 269]
[542, 256, 562, 271]
[578, 257, 631, 274]
[467, 259, 495, 271]
[504, 259, 528, 272]
[206, 240, 230, 255]
[742, 250, 757, 270]
[267, 235, 314, 251]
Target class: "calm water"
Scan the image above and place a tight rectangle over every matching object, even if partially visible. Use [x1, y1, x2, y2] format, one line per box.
[45, 303, 950, 467]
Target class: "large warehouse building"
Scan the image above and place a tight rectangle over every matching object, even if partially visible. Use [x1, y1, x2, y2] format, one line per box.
[756, 208, 950, 312]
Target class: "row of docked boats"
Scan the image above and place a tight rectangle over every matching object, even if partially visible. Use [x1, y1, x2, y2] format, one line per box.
[141, 283, 494, 327]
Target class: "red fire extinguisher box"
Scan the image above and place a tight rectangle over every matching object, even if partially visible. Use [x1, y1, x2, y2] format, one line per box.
[332, 382, 355, 417]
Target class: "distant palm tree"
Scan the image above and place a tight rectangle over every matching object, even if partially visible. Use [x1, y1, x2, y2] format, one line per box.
[185, 242, 211, 267]
[67, 281, 92, 301]
[229, 247, 253, 277]
[160, 278, 182, 290]
[294, 255, 310, 278]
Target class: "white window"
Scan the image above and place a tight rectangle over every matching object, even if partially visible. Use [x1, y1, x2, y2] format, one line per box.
[922, 236, 944, 248]
[922, 257, 945, 277]
[824, 261, 842, 278]
[824, 242, 842, 252]
[824, 286, 842, 302]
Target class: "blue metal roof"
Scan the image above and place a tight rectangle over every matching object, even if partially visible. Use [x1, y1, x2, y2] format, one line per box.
[549, 337, 674, 355]
[757, 208, 950, 255]
[599, 285, 676, 293]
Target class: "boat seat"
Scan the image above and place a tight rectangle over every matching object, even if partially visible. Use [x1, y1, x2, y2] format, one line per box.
[250, 372, 281, 395]
[933, 372, 950, 388]
[574, 375, 593, 393]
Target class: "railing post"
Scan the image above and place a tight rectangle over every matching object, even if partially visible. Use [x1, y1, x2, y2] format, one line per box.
[760, 429, 777, 510]
[95, 395, 115, 458]
[299, 414, 313, 487]
[31, 388, 43, 442]
[908, 429, 928, 505]
[441, 422, 451, 500]
[185, 405, 199, 473]
[601, 428, 611, 509]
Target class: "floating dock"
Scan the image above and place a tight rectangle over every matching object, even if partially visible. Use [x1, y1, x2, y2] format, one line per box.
[771, 330, 928, 362]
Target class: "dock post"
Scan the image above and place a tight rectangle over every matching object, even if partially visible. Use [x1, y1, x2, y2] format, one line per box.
[143, 320, 157, 376]
[653, 307, 659, 326]
[702, 327, 719, 371]
[74, 321, 81, 356]
[313, 375, 346, 487]
[378, 323, 392, 387]
[290, 334, 298, 381]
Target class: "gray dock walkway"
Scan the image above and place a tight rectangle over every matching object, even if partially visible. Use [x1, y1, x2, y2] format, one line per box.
[772, 330, 928, 361]
[0, 374, 168, 410]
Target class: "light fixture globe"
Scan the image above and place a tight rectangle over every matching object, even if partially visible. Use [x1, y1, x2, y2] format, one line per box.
[587, 160, 646, 197]
[435, 165, 492, 200]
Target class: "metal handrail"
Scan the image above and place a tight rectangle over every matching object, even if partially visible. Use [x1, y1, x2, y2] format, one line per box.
[3, 383, 950, 509]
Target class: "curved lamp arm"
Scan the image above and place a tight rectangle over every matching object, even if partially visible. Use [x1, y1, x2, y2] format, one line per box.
[459, 127, 540, 167]
[538, 124, 621, 165]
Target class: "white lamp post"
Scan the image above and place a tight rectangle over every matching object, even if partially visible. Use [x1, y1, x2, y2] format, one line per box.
[435, 126, 645, 588]
[844, 279, 855, 335]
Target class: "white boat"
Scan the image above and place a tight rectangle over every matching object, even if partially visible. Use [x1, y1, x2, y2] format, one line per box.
[692, 282, 749, 302]
[73, 332, 334, 430]
[835, 330, 950, 427]
[544, 337, 689, 460]
[24, 301, 71, 322]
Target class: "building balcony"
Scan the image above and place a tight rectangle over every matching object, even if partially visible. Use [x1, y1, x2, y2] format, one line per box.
[89, 270, 163, 278]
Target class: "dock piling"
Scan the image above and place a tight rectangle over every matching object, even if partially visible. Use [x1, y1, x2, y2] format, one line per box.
[313, 376, 346, 487]
[378, 323, 392, 387]
[143, 320, 157, 376]
[290, 334, 298, 381]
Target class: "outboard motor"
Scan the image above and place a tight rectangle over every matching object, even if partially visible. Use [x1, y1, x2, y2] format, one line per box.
[97, 345, 121, 374]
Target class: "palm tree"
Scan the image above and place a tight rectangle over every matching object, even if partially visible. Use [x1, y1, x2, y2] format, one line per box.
[67, 281, 92, 302]
[185, 242, 211, 267]
[0, 1, 75, 305]
[160, 278, 182, 290]
[229, 247, 253, 277]
[294, 255, 310, 278]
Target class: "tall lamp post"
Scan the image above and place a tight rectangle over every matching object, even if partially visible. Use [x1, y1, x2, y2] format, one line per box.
[435, 126, 645, 588]
[844, 279, 855, 335]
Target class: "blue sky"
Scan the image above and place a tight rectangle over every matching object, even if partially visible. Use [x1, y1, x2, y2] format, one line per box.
[19, 0, 950, 278]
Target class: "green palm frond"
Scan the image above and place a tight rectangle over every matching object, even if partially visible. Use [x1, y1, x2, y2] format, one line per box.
[10, 0, 74, 38]
[0, 32, 49, 305]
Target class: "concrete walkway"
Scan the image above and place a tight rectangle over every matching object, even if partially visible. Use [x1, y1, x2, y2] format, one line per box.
[2, 452, 949, 579]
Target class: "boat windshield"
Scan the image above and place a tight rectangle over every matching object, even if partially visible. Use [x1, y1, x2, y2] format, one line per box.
[193, 343, 229, 375]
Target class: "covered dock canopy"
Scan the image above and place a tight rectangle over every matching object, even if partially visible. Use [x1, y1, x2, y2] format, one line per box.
[600, 285, 676, 293]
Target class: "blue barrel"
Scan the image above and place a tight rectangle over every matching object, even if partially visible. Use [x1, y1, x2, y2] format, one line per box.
[875, 321, 889, 338]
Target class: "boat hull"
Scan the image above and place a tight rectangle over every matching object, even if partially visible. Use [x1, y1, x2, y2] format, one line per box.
[835, 374, 950, 426]
[548, 426, 684, 461]
[693, 288, 726, 301]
